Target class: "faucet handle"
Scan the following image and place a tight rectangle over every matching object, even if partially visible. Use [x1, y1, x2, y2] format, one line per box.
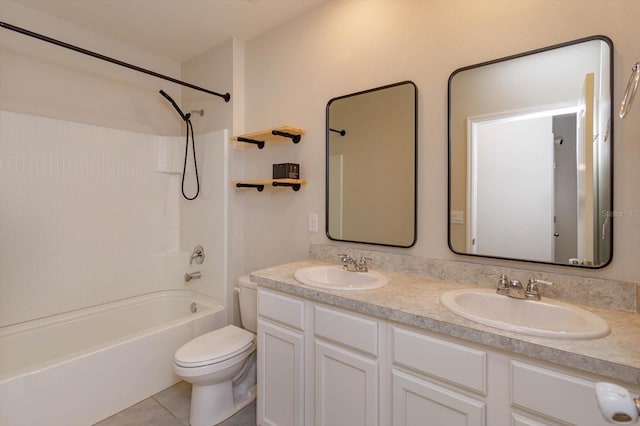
[357, 256, 372, 272]
[496, 274, 509, 295]
[525, 278, 553, 300]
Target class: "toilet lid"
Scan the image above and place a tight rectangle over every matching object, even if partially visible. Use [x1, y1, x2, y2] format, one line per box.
[175, 325, 255, 368]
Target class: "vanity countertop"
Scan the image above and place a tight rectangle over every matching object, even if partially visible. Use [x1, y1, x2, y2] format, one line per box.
[250, 260, 640, 386]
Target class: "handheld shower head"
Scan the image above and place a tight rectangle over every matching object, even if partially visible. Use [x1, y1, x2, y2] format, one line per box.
[158, 89, 200, 200]
[159, 90, 190, 121]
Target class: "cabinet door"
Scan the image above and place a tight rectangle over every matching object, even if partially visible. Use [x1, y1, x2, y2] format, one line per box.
[511, 361, 613, 426]
[392, 369, 485, 426]
[257, 319, 304, 426]
[315, 340, 379, 426]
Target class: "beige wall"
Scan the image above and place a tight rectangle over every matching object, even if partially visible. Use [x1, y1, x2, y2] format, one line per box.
[0, 0, 182, 136]
[242, 0, 640, 282]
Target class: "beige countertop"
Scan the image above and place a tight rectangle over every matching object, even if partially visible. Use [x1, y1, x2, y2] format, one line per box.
[250, 260, 640, 386]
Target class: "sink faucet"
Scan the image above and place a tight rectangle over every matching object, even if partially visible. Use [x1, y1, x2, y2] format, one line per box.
[338, 254, 372, 272]
[495, 274, 553, 301]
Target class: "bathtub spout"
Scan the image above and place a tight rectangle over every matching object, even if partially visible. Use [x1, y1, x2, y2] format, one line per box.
[185, 271, 202, 282]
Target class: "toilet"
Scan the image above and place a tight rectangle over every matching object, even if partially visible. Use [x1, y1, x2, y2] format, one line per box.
[174, 276, 258, 426]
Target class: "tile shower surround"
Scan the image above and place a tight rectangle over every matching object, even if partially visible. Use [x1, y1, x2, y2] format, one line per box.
[310, 244, 638, 313]
[0, 111, 187, 326]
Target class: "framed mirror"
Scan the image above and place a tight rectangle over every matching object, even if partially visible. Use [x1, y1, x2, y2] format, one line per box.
[326, 81, 417, 248]
[448, 36, 613, 268]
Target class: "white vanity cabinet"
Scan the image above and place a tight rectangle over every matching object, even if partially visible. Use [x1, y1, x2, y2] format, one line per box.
[313, 304, 383, 426]
[257, 286, 629, 426]
[257, 289, 306, 426]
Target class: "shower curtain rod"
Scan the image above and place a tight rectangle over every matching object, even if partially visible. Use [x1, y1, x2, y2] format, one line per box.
[0, 21, 231, 102]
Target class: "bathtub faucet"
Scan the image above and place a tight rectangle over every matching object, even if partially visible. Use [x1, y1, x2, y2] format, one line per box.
[184, 271, 202, 282]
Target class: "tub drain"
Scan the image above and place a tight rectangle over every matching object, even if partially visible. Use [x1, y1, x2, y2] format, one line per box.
[190, 302, 197, 313]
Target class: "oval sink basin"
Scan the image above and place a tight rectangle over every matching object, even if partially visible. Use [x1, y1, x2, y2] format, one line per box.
[294, 265, 388, 290]
[440, 288, 609, 339]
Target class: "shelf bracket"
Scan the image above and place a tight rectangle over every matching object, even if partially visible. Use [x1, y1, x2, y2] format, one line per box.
[271, 130, 301, 144]
[236, 183, 265, 192]
[273, 181, 301, 191]
[236, 137, 265, 149]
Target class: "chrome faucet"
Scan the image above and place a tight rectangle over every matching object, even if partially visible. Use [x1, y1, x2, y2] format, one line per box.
[525, 278, 553, 300]
[184, 271, 201, 282]
[508, 279, 526, 299]
[338, 254, 372, 272]
[495, 274, 553, 301]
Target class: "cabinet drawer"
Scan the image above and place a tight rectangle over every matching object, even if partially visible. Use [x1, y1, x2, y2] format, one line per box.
[258, 288, 305, 331]
[314, 305, 379, 356]
[392, 369, 485, 426]
[511, 361, 607, 425]
[392, 326, 486, 394]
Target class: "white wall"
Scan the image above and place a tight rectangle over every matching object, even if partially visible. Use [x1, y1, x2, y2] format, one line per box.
[241, 0, 640, 282]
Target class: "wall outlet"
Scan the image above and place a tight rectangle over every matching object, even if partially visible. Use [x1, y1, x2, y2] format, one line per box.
[308, 213, 319, 232]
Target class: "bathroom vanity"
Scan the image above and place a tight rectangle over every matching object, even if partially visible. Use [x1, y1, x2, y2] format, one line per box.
[252, 260, 640, 426]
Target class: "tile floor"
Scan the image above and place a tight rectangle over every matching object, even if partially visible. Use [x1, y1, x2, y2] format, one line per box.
[94, 381, 256, 426]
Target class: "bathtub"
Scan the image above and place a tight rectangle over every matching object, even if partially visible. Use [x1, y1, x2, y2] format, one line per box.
[0, 290, 225, 426]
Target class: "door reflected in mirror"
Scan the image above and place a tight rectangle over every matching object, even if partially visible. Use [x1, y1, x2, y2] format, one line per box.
[326, 81, 417, 247]
[448, 36, 613, 268]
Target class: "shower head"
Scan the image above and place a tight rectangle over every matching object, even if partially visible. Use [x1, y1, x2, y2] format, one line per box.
[159, 90, 190, 121]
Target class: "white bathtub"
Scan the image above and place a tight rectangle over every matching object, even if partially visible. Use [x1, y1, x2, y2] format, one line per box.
[0, 290, 225, 426]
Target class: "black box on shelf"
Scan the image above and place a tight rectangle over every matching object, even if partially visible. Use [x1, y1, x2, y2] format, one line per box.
[273, 163, 300, 179]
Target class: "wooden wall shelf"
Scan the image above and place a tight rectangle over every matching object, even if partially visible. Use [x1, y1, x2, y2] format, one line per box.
[232, 179, 307, 192]
[232, 126, 305, 149]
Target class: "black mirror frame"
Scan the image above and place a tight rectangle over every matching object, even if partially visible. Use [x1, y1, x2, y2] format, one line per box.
[325, 80, 418, 248]
[447, 35, 614, 268]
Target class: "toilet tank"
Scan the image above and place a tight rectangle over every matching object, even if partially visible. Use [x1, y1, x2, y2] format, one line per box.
[237, 275, 258, 333]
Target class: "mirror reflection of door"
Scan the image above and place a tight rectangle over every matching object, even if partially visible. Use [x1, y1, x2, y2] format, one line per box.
[552, 113, 578, 263]
[469, 115, 555, 262]
[469, 105, 592, 264]
[576, 73, 596, 265]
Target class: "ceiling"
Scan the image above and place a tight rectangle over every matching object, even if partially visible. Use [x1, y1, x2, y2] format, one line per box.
[12, 0, 327, 62]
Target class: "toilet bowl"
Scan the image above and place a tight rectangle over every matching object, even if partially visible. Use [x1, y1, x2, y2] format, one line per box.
[174, 276, 257, 426]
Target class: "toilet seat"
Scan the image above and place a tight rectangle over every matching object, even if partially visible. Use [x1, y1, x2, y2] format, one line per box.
[175, 325, 255, 368]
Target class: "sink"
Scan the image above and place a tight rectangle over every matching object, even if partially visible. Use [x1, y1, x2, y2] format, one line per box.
[440, 288, 609, 339]
[294, 265, 388, 290]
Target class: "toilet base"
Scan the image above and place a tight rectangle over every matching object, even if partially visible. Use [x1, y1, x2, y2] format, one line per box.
[189, 382, 256, 426]
[190, 380, 232, 426]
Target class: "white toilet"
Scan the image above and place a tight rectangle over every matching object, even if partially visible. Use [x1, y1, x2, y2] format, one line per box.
[174, 276, 258, 426]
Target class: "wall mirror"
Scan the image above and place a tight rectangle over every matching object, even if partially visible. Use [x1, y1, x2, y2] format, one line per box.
[326, 81, 417, 247]
[448, 36, 613, 268]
